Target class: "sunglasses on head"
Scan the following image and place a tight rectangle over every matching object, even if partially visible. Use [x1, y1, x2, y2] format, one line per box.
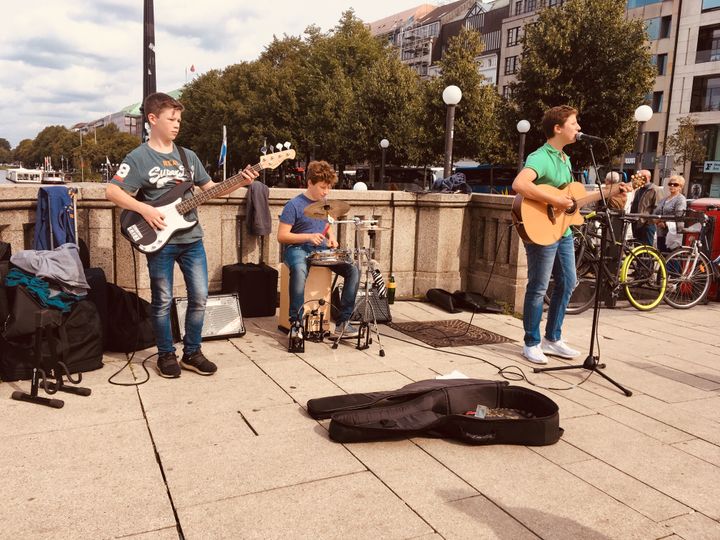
[668, 182, 681, 187]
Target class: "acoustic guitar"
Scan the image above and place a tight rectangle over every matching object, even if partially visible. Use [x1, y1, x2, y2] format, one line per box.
[511, 182, 628, 246]
[120, 150, 295, 253]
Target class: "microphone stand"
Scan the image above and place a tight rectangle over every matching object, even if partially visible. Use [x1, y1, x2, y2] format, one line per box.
[533, 140, 632, 397]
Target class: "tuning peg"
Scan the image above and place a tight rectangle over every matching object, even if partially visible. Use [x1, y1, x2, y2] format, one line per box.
[275, 143, 283, 151]
[260, 146, 268, 155]
[283, 141, 291, 150]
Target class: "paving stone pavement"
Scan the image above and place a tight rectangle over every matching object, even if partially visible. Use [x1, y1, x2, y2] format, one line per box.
[1, 300, 719, 539]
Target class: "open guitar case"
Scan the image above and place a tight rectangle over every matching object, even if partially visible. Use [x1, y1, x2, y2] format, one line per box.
[307, 379, 563, 446]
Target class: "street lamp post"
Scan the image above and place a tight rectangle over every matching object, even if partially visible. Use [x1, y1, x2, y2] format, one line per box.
[634, 104, 653, 174]
[516, 119, 530, 172]
[379, 138, 389, 190]
[442, 85, 462, 179]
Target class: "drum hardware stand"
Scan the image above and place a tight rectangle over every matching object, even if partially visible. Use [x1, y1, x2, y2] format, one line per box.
[288, 299, 330, 353]
[331, 218, 385, 357]
[532, 140, 632, 397]
[11, 310, 92, 409]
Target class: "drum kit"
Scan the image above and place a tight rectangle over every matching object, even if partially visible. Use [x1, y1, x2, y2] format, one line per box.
[294, 197, 391, 355]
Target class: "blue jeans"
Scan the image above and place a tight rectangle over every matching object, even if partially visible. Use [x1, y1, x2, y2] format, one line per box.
[146, 240, 208, 355]
[283, 244, 360, 323]
[633, 224, 656, 247]
[522, 235, 576, 347]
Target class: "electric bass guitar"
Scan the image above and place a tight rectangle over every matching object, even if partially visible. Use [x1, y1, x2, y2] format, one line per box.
[511, 182, 629, 246]
[120, 150, 295, 253]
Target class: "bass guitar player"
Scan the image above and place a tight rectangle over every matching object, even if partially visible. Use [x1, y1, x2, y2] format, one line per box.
[511, 105, 630, 365]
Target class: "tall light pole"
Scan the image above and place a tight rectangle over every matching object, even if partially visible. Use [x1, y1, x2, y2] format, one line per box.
[379, 138, 389, 190]
[141, 0, 156, 142]
[516, 119, 530, 172]
[634, 104, 653, 175]
[442, 85, 462, 179]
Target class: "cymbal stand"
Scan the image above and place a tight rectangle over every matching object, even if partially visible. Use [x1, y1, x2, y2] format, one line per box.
[331, 218, 386, 357]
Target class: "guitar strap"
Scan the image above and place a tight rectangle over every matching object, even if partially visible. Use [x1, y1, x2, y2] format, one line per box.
[176, 145, 193, 182]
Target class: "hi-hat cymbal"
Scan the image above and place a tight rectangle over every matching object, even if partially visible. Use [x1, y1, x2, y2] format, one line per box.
[303, 199, 351, 219]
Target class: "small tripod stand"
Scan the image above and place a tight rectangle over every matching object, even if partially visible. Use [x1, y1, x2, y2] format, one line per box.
[533, 141, 632, 397]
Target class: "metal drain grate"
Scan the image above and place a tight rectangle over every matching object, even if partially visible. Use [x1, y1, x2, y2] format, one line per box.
[388, 320, 513, 348]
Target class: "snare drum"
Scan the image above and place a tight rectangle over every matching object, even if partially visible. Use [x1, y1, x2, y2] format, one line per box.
[307, 249, 353, 266]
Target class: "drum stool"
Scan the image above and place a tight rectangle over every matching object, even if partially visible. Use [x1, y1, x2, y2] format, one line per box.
[278, 264, 332, 332]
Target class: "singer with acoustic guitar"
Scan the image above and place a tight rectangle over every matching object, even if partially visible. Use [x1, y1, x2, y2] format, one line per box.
[511, 105, 631, 365]
[106, 92, 259, 379]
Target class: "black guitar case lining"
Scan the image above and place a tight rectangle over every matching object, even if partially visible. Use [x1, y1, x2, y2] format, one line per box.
[307, 379, 562, 446]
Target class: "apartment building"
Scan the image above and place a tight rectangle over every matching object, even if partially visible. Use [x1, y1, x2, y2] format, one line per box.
[371, 1, 720, 194]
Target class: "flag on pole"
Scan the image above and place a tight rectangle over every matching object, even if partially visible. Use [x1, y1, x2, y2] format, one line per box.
[218, 125, 227, 167]
[106, 156, 111, 167]
[190, 64, 196, 73]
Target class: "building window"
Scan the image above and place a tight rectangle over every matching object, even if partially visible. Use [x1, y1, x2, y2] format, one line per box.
[503, 86, 513, 99]
[507, 27, 520, 47]
[691, 75, 720, 112]
[702, 0, 720, 12]
[627, 0, 662, 8]
[652, 53, 668, 75]
[660, 16, 672, 39]
[696, 24, 720, 63]
[644, 132, 659, 153]
[525, 0, 537, 11]
[651, 91, 663, 113]
[505, 56, 518, 75]
[514, 1, 523, 15]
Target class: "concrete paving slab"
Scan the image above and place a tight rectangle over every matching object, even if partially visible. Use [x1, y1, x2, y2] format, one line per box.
[346, 439, 479, 507]
[414, 496, 540, 539]
[416, 439, 665, 539]
[600, 404, 695, 444]
[562, 414, 720, 520]
[120, 527, 180, 539]
[331, 370, 415, 394]
[0, 420, 174, 539]
[177, 472, 432, 540]
[564, 458, 690, 522]
[530, 438, 593, 466]
[672, 438, 720, 467]
[661, 511, 720, 540]
[161, 426, 366, 509]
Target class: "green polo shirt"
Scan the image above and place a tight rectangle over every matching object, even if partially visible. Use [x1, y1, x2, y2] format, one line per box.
[524, 142, 574, 238]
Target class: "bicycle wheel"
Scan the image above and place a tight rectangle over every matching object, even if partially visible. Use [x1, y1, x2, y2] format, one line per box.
[545, 267, 598, 315]
[663, 248, 712, 309]
[620, 246, 667, 311]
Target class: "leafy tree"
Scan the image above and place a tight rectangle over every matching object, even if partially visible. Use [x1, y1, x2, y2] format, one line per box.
[13, 139, 34, 165]
[414, 27, 511, 168]
[510, 0, 655, 167]
[664, 115, 707, 175]
[0, 138, 11, 164]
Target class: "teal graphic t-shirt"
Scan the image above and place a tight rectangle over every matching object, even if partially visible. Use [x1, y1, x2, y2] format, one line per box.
[110, 143, 211, 244]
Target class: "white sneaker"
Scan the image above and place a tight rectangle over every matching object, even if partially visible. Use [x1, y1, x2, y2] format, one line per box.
[522, 345, 548, 365]
[334, 322, 360, 338]
[541, 338, 580, 359]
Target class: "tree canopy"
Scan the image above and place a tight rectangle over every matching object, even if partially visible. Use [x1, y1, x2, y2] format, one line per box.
[510, 0, 655, 167]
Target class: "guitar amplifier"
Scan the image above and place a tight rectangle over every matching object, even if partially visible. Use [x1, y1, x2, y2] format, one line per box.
[333, 284, 392, 324]
[222, 263, 278, 318]
[172, 293, 245, 341]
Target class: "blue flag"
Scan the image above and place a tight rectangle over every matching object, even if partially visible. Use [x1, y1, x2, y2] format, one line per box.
[218, 126, 227, 167]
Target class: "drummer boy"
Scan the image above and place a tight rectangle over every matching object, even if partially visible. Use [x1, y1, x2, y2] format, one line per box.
[278, 160, 360, 337]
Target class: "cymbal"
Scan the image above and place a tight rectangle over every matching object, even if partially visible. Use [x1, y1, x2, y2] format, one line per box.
[359, 225, 392, 231]
[303, 199, 350, 219]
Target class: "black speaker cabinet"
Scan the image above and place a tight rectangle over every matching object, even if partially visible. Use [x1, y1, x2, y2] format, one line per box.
[172, 293, 245, 341]
[222, 263, 278, 318]
[333, 284, 392, 324]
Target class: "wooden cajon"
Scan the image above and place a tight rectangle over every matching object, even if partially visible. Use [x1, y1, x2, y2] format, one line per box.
[278, 264, 332, 332]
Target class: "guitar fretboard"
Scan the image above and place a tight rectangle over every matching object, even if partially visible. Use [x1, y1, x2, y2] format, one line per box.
[176, 162, 263, 215]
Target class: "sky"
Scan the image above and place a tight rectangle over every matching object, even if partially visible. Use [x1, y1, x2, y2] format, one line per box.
[0, 0, 428, 147]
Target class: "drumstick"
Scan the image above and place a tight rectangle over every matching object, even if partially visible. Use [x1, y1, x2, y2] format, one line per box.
[322, 223, 331, 237]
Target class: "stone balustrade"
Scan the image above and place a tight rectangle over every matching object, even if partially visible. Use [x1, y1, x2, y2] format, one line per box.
[0, 183, 527, 309]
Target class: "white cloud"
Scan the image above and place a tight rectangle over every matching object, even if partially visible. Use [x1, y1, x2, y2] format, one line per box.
[0, 0, 426, 146]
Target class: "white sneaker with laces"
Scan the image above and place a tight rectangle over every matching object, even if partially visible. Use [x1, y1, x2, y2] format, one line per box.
[522, 344, 548, 365]
[541, 338, 580, 359]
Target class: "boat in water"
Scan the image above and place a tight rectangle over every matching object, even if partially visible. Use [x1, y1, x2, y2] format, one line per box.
[5, 168, 67, 184]
[6, 168, 43, 184]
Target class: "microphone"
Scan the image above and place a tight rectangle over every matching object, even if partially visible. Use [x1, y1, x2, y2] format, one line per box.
[576, 132, 604, 142]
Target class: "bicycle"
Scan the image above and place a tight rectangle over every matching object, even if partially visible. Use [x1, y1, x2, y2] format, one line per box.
[545, 212, 667, 314]
[663, 213, 720, 309]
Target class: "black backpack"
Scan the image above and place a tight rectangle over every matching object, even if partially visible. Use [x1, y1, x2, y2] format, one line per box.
[0, 298, 104, 382]
[105, 283, 156, 353]
[307, 379, 563, 446]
